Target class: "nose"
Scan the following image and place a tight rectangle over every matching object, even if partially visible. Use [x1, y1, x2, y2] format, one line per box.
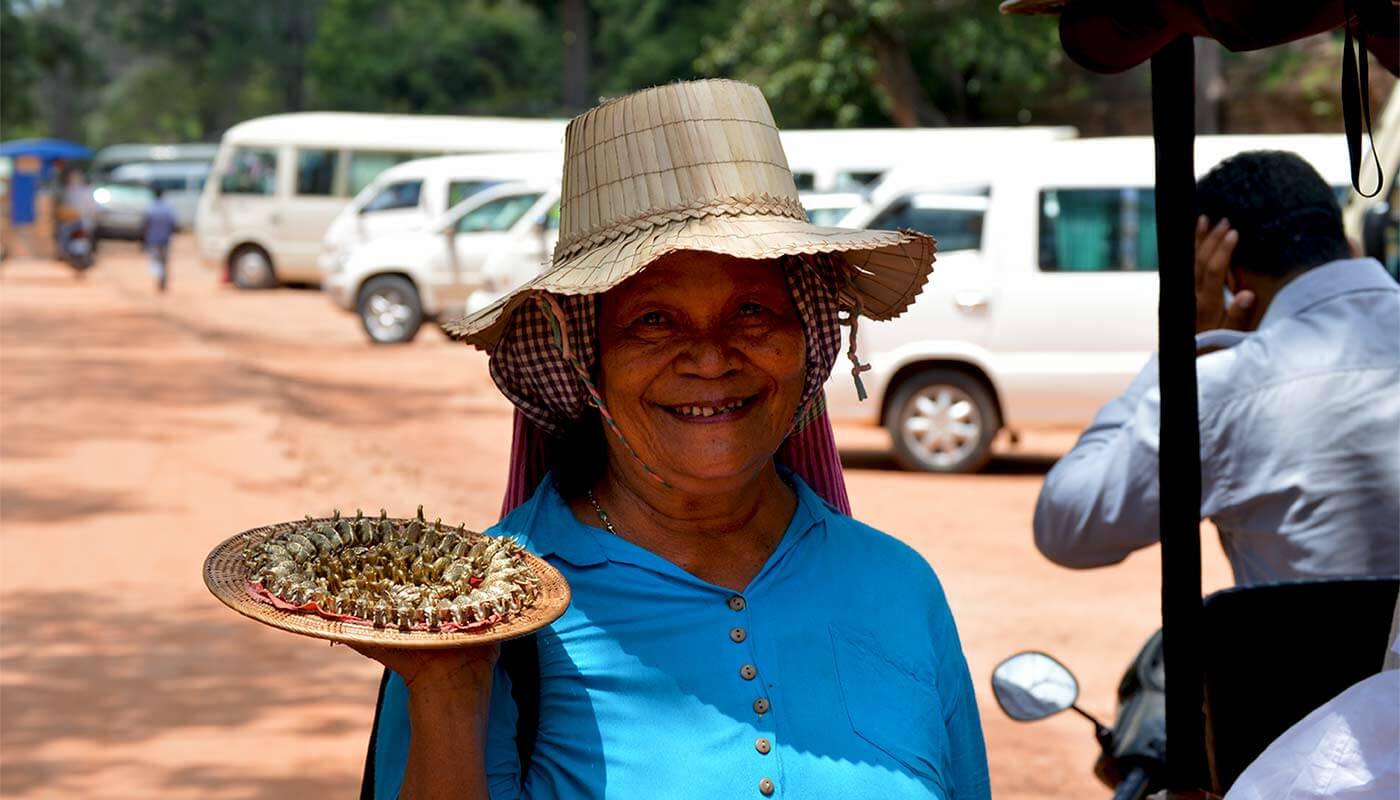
[673, 330, 741, 379]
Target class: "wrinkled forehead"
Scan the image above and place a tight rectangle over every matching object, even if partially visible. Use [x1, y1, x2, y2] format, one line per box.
[601, 253, 791, 313]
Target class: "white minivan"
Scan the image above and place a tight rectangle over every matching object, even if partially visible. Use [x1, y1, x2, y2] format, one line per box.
[825, 134, 1353, 473]
[318, 151, 562, 278]
[324, 181, 559, 344]
[195, 112, 564, 288]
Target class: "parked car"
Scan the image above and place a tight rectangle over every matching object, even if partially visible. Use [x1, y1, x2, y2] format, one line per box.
[323, 181, 559, 344]
[93, 143, 218, 182]
[318, 151, 562, 279]
[109, 160, 211, 230]
[824, 134, 1352, 473]
[92, 182, 156, 240]
[800, 191, 867, 226]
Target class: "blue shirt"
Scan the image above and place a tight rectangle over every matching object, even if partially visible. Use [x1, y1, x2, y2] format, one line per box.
[1035, 258, 1400, 585]
[374, 472, 990, 799]
[141, 199, 178, 246]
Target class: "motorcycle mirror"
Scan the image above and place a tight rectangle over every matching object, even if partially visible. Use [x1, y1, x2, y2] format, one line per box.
[991, 651, 1080, 722]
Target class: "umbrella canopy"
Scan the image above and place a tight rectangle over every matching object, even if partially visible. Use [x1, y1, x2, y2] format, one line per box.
[0, 138, 93, 161]
[1002, 0, 1399, 792]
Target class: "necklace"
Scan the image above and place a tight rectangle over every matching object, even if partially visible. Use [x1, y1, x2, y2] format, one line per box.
[586, 490, 618, 536]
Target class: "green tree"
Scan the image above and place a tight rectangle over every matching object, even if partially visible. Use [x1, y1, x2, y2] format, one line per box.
[306, 0, 560, 116]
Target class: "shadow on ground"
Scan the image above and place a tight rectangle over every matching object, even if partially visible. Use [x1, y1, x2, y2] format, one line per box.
[0, 590, 370, 798]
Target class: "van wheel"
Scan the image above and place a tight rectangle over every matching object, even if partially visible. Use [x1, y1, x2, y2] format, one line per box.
[886, 369, 999, 474]
[358, 276, 423, 344]
[230, 245, 276, 289]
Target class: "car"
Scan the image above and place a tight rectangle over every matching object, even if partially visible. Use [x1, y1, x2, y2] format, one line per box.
[319, 151, 563, 278]
[323, 181, 559, 344]
[824, 134, 1353, 473]
[800, 192, 867, 226]
[108, 160, 211, 230]
[92, 182, 155, 240]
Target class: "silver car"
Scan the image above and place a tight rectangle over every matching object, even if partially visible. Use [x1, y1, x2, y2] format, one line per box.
[92, 183, 155, 240]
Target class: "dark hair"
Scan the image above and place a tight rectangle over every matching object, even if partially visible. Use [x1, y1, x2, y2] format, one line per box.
[1195, 150, 1349, 277]
[152, 186, 165, 200]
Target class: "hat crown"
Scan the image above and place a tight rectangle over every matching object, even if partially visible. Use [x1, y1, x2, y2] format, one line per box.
[557, 80, 803, 258]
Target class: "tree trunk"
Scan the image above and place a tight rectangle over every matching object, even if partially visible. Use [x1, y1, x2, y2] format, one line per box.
[862, 18, 946, 127]
[1194, 38, 1225, 134]
[561, 0, 590, 112]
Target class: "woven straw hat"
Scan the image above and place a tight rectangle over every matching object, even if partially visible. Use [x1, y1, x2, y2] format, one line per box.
[445, 79, 935, 350]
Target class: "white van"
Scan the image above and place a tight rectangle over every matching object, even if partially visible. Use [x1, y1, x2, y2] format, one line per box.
[779, 126, 1077, 192]
[324, 181, 559, 344]
[825, 134, 1353, 473]
[318, 151, 562, 278]
[108, 160, 211, 230]
[195, 112, 564, 288]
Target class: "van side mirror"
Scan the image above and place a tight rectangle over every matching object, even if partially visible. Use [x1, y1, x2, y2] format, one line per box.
[1361, 203, 1393, 263]
[991, 651, 1080, 721]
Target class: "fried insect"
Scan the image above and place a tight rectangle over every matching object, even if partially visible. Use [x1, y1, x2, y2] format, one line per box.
[244, 506, 540, 630]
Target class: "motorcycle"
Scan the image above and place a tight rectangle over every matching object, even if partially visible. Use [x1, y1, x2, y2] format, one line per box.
[57, 220, 96, 274]
[992, 631, 1167, 800]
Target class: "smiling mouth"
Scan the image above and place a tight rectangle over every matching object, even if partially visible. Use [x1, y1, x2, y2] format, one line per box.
[663, 396, 757, 419]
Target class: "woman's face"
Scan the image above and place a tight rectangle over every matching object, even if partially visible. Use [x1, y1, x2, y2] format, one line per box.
[597, 253, 806, 493]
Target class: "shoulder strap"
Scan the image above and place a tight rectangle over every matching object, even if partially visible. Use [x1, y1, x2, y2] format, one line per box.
[500, 634, 542, 781]
[358, 668, 392, 800]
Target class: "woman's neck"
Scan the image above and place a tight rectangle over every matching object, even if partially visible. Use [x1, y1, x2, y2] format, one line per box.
[571, 460, 797, 592]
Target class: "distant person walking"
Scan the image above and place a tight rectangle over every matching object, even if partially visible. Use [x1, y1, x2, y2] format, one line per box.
[141, 187, 178, 292]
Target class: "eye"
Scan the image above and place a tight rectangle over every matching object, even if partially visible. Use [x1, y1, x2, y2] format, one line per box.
[636, 310, 668, 327]
[737, 302, 766, 317]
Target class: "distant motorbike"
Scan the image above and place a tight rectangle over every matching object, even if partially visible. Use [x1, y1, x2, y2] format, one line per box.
[58, 220, 96, 274]
[992, 631, 1167, 800]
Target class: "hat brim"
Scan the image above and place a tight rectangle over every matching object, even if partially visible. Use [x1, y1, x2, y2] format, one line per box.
[444, 214, 935, 351]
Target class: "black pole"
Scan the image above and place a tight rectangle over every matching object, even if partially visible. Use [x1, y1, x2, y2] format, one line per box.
[1150, 35, 1208, 790]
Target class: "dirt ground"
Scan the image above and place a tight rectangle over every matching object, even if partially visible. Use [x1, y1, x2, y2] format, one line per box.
[0, 237, 1233, 799]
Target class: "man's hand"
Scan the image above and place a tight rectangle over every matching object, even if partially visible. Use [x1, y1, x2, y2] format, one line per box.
[1194, 215, 1255, 334]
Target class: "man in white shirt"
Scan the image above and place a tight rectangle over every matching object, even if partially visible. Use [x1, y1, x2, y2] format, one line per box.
[1034, 150, 1400, 586]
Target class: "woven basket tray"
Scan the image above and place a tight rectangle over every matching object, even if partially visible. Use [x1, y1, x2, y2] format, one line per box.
[203, 517, 571, 649]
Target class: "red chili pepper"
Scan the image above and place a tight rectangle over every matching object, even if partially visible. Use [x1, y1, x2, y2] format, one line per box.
[469, 576, 482, 587]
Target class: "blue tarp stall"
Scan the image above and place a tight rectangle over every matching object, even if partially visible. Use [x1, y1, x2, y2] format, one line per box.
[0, 139, 93, 225]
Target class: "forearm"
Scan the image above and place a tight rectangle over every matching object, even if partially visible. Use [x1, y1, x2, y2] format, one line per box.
[1033, 360, 1164, 568]
[400, 673, 493, 800]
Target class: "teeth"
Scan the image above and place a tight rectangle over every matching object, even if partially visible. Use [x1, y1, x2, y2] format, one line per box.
[675, 400, 745, 417]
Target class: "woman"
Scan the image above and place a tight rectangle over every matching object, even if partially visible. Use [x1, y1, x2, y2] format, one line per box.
[358, 80, 990, 800]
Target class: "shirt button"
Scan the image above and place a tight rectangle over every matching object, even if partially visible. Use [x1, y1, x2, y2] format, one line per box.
[755, 737, 772, 755]
[740, 664, 758, 680]
[727, 595, 746, 612]
[759, 777, 775, 796]
[730, 627, 747, 643]
[753, 697, 771, 714]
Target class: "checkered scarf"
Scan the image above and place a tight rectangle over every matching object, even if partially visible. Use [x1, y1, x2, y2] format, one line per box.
[488, 254, 847, 439]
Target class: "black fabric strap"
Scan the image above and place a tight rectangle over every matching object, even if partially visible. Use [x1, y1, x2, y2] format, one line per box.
[359, 668, 392, 800]
[1343, 8, 1384, 198]
[500, 634, 542, 784]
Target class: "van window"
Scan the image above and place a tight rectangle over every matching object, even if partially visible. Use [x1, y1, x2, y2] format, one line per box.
[870, 193, 987, 253]
[792, 172, 816, 191]
[1039, 188, 1159, 272]
[348, 151, 417, 195]
[296, 148, 339, 196]
[363, 181, 422, 213]
[455, 193, 544, 234]
[448, 180, 499, 209]
[220, 148, 278, 195]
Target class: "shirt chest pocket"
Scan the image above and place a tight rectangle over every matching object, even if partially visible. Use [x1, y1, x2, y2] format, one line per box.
[829, 624, 951, 790]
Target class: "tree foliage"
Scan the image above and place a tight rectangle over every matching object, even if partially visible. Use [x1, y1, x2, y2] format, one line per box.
[1, 0, 1380, 146]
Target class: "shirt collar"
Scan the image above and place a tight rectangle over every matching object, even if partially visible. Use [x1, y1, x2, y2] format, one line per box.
[1258, 258, 1397, 330]
[520, 468, 827, 571]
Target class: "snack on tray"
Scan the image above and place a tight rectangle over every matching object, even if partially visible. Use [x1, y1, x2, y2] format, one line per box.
[242, 506, 540, 631]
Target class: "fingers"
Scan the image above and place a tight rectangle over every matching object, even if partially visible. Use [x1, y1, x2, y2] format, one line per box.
[1195, 217, 1237, 289]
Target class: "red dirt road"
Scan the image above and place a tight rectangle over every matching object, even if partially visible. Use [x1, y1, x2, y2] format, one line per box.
[0, 238, 1231, 799]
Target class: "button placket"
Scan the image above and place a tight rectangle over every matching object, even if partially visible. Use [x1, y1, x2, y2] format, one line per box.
[727, 594, 778, 795]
